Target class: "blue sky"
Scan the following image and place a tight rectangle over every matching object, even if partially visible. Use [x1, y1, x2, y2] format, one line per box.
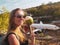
[0, 0, 60, 11]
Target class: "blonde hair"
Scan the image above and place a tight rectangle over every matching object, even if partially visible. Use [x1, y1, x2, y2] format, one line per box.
[8, 8, 26, 42]
[25, 16, 34, 25]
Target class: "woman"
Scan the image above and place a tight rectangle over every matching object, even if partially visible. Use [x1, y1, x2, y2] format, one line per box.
[23, 16, 34, 33]
[2, 8, 28, 45]
[23, 16, 35, 45]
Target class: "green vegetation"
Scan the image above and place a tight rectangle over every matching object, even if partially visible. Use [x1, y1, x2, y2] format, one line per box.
[25, 2, 60, 19]
[0, 7, 9, 34]
[0, 2, 60, 34]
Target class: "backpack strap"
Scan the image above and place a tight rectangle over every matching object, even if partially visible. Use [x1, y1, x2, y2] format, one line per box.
[6, 32, 19, 40]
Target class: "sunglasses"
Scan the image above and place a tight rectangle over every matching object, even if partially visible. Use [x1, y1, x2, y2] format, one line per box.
[15, 14, 26, 18]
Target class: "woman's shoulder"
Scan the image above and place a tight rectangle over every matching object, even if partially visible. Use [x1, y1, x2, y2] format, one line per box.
[8, 34, 16, 39]
[8, 33, 20, 45]
[7, 32, 18, 40]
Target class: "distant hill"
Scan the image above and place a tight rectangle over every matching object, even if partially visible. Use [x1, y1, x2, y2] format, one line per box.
[25, 2, 60, 20]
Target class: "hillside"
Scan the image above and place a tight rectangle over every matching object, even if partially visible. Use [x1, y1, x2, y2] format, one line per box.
[25, 2, 60, 20]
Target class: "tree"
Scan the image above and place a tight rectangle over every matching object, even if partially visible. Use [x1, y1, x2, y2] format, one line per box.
[0, 7, 9, 34]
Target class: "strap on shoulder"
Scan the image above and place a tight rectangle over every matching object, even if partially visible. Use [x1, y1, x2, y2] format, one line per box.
[6, 32, 19, 40]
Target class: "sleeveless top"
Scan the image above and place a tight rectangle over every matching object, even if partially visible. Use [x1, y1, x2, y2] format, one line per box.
[3, 32, 28, 45]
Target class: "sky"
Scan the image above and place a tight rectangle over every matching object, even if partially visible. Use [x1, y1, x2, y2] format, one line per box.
[0, 0, 60, 11]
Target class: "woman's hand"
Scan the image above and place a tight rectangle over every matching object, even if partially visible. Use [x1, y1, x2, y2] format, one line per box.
[30, 32, 35, 45]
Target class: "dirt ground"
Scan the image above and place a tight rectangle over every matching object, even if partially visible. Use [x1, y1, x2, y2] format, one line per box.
[35, 29, 60, 45]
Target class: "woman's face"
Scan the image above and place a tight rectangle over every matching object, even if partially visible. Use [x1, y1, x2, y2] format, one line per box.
[14, 10, 25, 26]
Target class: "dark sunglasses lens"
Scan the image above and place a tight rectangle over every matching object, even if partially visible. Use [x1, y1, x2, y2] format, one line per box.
[23, 16, 26, 18]
[16, 15, 26, 18]
[17, 15, 21, 18]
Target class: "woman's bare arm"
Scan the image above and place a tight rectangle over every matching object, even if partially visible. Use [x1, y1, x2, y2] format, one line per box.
[30, 26, 35, 45]
[8, 34, 20, 45]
